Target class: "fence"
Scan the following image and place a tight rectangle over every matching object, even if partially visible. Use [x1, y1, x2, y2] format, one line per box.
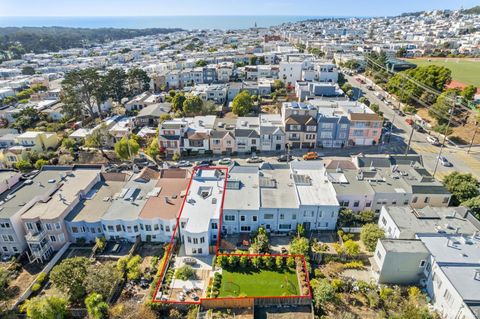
[253, 296, 312, 307]
[201, 297, 254, 309]
[341, 227, 362, 233]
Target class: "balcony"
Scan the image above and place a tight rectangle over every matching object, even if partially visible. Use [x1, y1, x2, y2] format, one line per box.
[288, 136, 301, 141]
[25, 229, 47, 243]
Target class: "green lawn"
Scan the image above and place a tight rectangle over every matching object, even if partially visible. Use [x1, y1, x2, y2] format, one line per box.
[406, 58, 480, 86]
[218, 268, 299, 297]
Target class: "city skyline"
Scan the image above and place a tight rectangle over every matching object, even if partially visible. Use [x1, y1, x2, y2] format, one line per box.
[1, 0, 479, 17]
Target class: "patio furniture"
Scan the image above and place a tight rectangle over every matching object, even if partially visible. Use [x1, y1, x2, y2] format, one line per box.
[183, 257, 197, 265]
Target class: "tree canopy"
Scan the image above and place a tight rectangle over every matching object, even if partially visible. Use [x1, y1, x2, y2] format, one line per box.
[50, 257, 89, 302]
[232, 91, 254, 116]
[23, 296, 68, 319]
[85, 293, 109, 319]
[443, 172, 479, 206]
[114, 135, 140, 160]
[360, 223, 385, 252]
[182, 96, 203, 116]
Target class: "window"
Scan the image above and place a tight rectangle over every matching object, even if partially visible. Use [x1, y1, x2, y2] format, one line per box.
[26, 223, 33, 230]
[193, 238, 198, 244]
[353, 201, 360, 207]
[200, 237, 205, 243]
[198, 248, 202, 254]
[145, 225, 152, 231]
[240, 216, 246, 222]
[134, 225, 138, 232]
[366, 201, 371, 207]
[424, 197, 429, 203]
[381, 217, 387, 225]
[187, 236, 191, 243]
[46, 223, 52, 231]
[412, 197, 418, 203]
[292, 214, 296, 220]
[2, 247, 7, 252]
[0, 222, 10, 229]
[442, 197, 449, 204]
[376, 250, 382, 260]
[403, 200, 409, 205]
[419, 260, 426, 268]
[160, 224, 164, 231]
[252, 216, 257, 222]
[225, 215, 235, 221]
[140, 224, 144, 230]
[320, 131, 333, 139]
[154, 224, 159, 231]
[50, 235, 56, 242]
[108, 225, 114, 231]
[264, 214, 274, 220]
[54, 223, 61, 230]
[279, 224, 291, 230]
[241, 226, 251, 232]
[72, 227, 79, 233]
[279, 214, 285, 220]
[166, 226, 170, 232]
[116, 225, 122, 232]
[12, 247, 18, 252]
[211, 223, 218, 229]
[2, 235, 9, 242]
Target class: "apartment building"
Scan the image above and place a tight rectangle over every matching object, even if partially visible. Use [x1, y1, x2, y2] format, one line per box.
[158, 119, 188, 155]
[259, 114, 285, 152]
[282, 102, 317, 149]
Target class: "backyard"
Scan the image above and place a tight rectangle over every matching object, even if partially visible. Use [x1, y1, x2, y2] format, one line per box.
[218, 268, 299, 297]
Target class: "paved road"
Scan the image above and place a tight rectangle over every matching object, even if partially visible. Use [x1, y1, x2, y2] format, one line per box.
[344, 73, 480, 180]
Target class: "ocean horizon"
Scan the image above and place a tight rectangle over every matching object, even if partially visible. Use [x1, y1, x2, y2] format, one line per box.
[0, 15, 358, 30]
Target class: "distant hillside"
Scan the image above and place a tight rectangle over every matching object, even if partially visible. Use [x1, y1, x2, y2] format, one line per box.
[0, 26, 183, 60]
[462, 6, 480, 15]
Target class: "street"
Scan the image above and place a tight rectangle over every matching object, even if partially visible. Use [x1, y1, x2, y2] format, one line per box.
[343, 73, 480, 180]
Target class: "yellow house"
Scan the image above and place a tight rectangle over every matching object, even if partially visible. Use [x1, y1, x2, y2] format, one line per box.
[0, 131, 59, 167]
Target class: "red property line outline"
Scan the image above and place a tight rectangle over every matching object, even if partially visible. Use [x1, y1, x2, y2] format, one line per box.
[152, 166, 312, 304]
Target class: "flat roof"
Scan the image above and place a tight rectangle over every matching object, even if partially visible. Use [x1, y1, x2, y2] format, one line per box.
[418, 234, 480, 265]
[383, 206, 478, 239]
[223, 166, 260, 211]
[180, 169, 225, 234]
[139, 169, 190, 220]
[380, 239, 428, 253]
[65, 176, 127, 223]
[22, 167, 101, 220]
[290, 161, 339, 206]
[0, 169, 68, 219]
[259, 163, 298, 209]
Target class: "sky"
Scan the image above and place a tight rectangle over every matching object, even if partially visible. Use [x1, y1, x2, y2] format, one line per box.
[0, 0, 478, 17]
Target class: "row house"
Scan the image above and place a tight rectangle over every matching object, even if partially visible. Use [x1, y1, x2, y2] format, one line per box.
[158, 119, 188, 155]
[282, 102, 317, 149]
[259, 114, 286, 152]
[188, 84, 227, 105]
[125, 92, 161, 112]
[347, 113, 383, 146]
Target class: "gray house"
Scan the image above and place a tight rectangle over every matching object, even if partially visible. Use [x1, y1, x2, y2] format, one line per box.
[316, 109, 350, 148]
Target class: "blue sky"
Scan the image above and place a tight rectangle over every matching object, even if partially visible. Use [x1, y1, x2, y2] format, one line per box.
[0, 0, 478, 17]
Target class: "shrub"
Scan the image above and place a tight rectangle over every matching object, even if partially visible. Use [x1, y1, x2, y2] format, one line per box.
[343, 261, 364, 269]
[262, 254, 273, 268]
[216, 255, 228, 268]
[314, 269, 325, 279]
[331, 278, 345, 292]
[360, 224, 385, 252]
[227, 255, 239, 268]
[175, 265, 194, 281]
[251, 256, 262, 269]
[31, 283, 41, 292]
[239, 255, 249, 268]
[286, 257, 295, 269]
[275, 256, 284, 270]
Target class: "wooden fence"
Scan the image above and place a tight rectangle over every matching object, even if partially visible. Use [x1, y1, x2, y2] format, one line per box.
[201, 297, 254, 309]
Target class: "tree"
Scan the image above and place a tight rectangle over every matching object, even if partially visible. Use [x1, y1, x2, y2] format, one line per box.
[172, 92, 186, 112]
[146, 138, 160, 160]
[461, 85, 477, 101]
[60, 137, 76, 151]
[286, 256, 295, 268]
[85, 293, 109, 319]
[338, 208, 356, 227]
[61, 68, 107, 119]
[262, 254, 273, 268]
[104, 68, 128, 103]
[12, 107, 40, 131]
[84, 262, 122, 298]
[251, 256, 262, 269]
[183, 96, 203, 116]
[175, 265, 194, 280]
[357, 210, 376, 224]
[0, 268, 10, 296]
[443, 172, 479, 205]
[216, 255, 228, 268]
[396, 47, 407, 58]
[114, 136, 140, 160]
[289, 237, 309, 256]
[250, 227, 269, 253]
[429, 89, 458, 125]
[275, 256, 284, 269]
[239, 255, 249, 268]
[50, 257, 89, 302]
[272, 79, 284, 91]
[312, 279, 336, 310]
[127, 68, 150, 95]
[22, 66, 36, 75]
[15, 160, 32, 172]
[34, 159, 49, 170]
[195, 60, 207, 67]
[343, 240, 360, 257]
[172, 152, 181, 161]
[462, 196, 480, 218]
[160, 113, 172, 122]
[360, 224, 385, 252]
[23, 296, 68, 319]
[232, 91, 253, 116]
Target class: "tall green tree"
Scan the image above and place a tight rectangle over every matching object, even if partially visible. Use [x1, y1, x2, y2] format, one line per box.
[182, 96, 203, 116]
[84, 124, 112, 149]
[127, 68, 150, 95]
[61, 68, 107, 119]
[114, 135, 140, 160]
[84, 262, 122, 298]
[85, 293, 109, 319]
[104, 68, 128, 103]
[50, 257, 89, 302]
[443, 172, 479, 205]
[11, 107, 40, 131]
[23, 296, 68, 319]
[461, 85, 477, 101]
[429, 89, 458, 125]
[172, 92, 186, 112]
[232, 91, 253, 116]
[360, 224, 385, 252]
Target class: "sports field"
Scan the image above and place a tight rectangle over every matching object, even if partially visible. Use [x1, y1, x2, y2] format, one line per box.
[218, 268, 299, 297]
[407, 58, 480, 86]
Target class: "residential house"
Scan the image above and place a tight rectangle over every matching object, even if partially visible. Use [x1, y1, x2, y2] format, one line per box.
[125, 92, 161, 112]
[282, 102, 317, 149]
[134, 102, 172, 127]
[158, 119, 188, 155]
[259, 114, 285, 152]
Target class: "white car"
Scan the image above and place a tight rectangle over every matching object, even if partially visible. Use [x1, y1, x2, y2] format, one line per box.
[176, 160, 191, 167]
[246, 156, 263, 163]
[437, 156, 452, 167]
[426, 136, 440, 146]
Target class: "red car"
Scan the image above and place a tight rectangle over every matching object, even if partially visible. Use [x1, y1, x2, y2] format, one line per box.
[355, 77, 365, 84]
[405, 118, 414, 126]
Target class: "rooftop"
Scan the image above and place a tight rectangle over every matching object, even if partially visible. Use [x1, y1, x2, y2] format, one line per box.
[224, 166, 260, 211]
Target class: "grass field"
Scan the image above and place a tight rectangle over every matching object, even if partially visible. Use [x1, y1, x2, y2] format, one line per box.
[218, 268, 299, 297]
[406, 58, 480, 86]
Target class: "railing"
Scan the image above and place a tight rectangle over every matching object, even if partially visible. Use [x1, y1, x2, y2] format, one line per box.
[25, 229, 47, 242]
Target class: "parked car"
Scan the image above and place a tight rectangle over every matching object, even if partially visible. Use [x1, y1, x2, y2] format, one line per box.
[277, 154, 293, 162]
[366, 85, 374, 91]
[413, 124, 426, 133]
[437, 155, 452, 167]
[218, 158, 232, 165]
[246, 156, 263, 163]
[355, 77, 365, 84]
[302, 152, 319, 160]
[394, 109, 405, 117]
[405, 118, 414, 126]
[426, 136, 440, 146]
[1, 254, 12, 262]
[176, 160, 191, 167]
[195, 160, 213, 167]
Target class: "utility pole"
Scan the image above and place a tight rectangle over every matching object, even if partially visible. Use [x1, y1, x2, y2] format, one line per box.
[468, 118, 479, 154]
[433, 92, 456, 178]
